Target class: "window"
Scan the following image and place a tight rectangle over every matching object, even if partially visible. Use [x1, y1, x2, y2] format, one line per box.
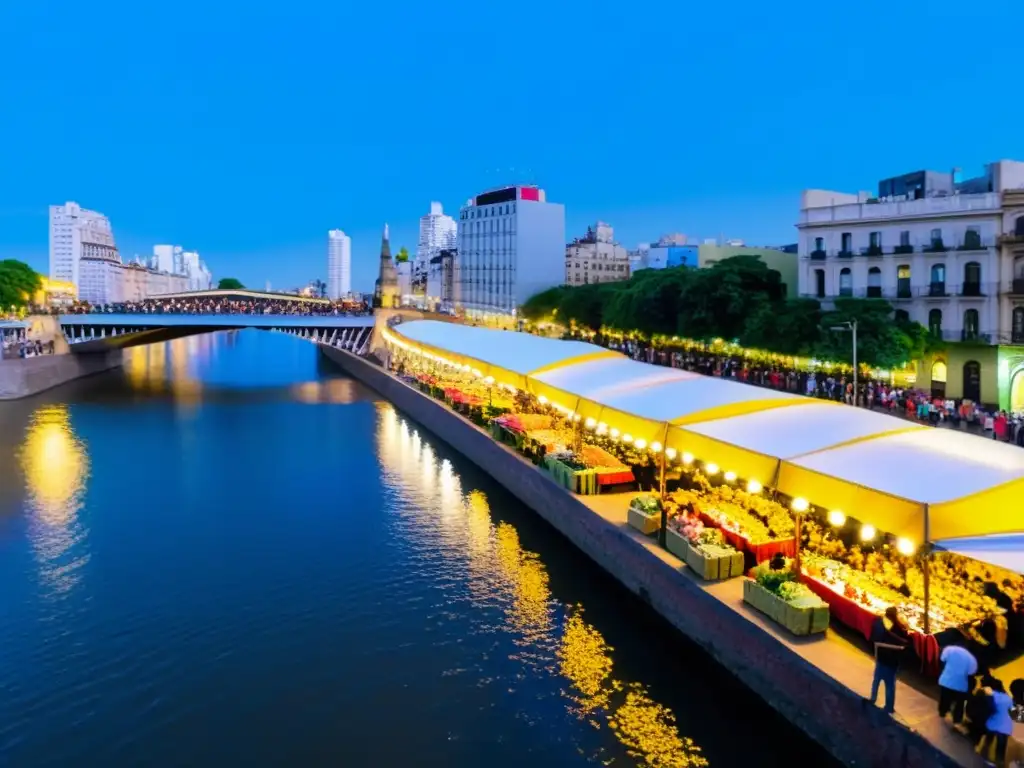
[1014, 307, 1024, 342]
[895, 309, 910, 323]
[929, 228, 943, 249]
[866, 267, 882, 297]
[897, 264, 911, 297]
[930, 264, 946, 295]
[899, 230, 911, 246]
[964, 261, 981, 285]
[814, 237, 824, 251]
[1016, 216, 1024, 237]
[838, 268, 852, 296]
[814, 269, 825, 298]
[964, 226, 982, 250]
[963, 309, 980, 339]
[869, 232, 881, 247]
[840, 232, 852, 253]
[928, 309, 942, 336]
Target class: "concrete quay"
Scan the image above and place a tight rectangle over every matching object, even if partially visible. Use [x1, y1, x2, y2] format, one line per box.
[0, 350, 123, 400]
[319, 343, 980, 768]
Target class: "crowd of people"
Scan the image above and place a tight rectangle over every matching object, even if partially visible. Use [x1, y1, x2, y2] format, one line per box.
[1, 334, 55, 360]
[575, 334, 1024, 448]
[870, 607, 1019, 765]
[64, 297, 371, 317]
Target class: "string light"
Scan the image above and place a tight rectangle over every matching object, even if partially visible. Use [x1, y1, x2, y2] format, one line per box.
[584, 417, 597, 429]
[746, 480, 762, 494]
[537, 395, 548, 404]
[896, 538, 916, 556]
[704, 463, 719, 476]
[723, 470, 737, 482]
[828, 510, 846, 527]
[682, 452, 694, 465]
[609, 428, 619, 438]
[649, 441, 662, 453]
[665, 447, 677, 460]
[860, 525, 876, 542]
[791, 497, 809, 513]
[634, 438, 647, 450]
[622, 434, 634, 444]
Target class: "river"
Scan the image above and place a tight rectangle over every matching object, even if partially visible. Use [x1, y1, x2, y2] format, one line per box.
[0, 330, 838, 767]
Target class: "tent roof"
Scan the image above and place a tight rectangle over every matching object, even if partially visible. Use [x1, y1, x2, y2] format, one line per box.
[532, 356, 698, 399]
[934, 535, 1024, 575]
[393, 321, 615, 375]
[683, 402, 926, 459]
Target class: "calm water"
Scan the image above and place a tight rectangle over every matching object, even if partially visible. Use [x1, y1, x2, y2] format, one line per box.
[0, 331, 837, 767]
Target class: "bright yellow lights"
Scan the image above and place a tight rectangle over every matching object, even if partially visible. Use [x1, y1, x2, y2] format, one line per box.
[860, 525, 876, 542]
[584, 417, 597, 429]
[538, 395, 549, 404]
[746, 480, 762, 494]
[649, 441, 662, 453]
[665, 447, 677, 461]
[896, 537, 916, 556]
[791, 497, 809, 513]
[828, 509, 846, 527]
[18, 405, 89, 529]
[704, 463, 719, 476]
[682, 452, 694, 465]
[622, 434, 634, 444]
[609, 428, 620, 439]
[723, 471, 737, 483]
[483, 375, 495, 384]
[634, 438, 647, 450]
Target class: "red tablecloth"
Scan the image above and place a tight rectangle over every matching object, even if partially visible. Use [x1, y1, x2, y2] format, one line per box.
[596, 470, 635, 485]
[801, 573, 941, 676]
[695, 509, 796, 562]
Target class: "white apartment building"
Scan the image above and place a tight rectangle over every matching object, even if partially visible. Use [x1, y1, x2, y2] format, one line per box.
[798, 160, 1024, 407]
[565, 222, 630, 285]
[455, 185, 565, 320]
[327, 229, 352, 299]
[417, 202, 457, 261]
[181, 251, 213, 291]
[49, 201, 119, 289]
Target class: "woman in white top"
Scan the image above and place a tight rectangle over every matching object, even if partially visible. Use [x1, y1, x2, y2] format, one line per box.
[979, 679, 1014, 767]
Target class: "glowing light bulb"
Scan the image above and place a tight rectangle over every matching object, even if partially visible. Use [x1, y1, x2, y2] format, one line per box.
[704, 463, 719, 476]
[724, 471, 737, 482]
[828, 509, 846, 527]
[609, 428, 620, 439]
[746, 480, 762, 494]
[682, 452, 694, 465]
[791, 497, 809, 513]
[585, 417, 597, 429]
[896, 538, 916, 556]
[634, 438, 647, 450]
[665, 447, 677, 460]
[538, 395, 548, 404]
[622, 434, 634, 444]
[649, 441, 662, 453]
[860, 525, 876, 542]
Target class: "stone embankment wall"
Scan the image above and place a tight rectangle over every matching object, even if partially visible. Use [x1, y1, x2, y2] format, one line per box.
[320, 343, 958, 768]
[0, 350, 123, 400]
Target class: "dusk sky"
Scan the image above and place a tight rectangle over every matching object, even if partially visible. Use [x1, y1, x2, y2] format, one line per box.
[0, 0, 1017, 293]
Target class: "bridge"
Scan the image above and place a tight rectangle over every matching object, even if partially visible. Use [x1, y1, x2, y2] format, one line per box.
[58, 314, 376, 354]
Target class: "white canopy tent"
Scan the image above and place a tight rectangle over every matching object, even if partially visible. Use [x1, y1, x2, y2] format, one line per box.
[532, 356, 697, 399]
[934, 535, 1024, 576]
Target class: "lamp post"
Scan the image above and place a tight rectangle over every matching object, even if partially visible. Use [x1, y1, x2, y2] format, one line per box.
[830, 320, 859, 406]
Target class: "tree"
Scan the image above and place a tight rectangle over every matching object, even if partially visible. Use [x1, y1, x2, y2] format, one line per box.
[521, 286, 569, 322]
[0, 259, 42, 309]
[217, 277, 244, 290]
[816, 298, 924, 369]
[396, 247, 410, 264]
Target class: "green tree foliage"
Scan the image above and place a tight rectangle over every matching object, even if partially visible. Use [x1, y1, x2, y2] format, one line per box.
[396, 247, 410, 264]
[520, 256, 936, 368]
[0, 259, 42, 309]
[217, 277, 245, 290]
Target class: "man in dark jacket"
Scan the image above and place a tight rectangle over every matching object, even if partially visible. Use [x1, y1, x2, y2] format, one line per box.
[869, 607, 910, 714]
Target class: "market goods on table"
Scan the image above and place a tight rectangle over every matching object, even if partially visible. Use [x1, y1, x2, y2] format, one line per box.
[670, 486, 796, 562]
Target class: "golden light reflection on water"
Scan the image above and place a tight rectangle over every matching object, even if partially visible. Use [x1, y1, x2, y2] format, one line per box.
[17, 404, 90, 596]
[291, 379, 362, 404]
[375, 403, 707, 768]
[124, 337, 212, 406]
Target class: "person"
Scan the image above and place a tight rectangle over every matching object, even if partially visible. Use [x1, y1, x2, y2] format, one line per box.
[869, 607, 909, 714]
[966, 673, 998, 745]
[938, 643, 978, 725]
[978, 679, 1013, 767]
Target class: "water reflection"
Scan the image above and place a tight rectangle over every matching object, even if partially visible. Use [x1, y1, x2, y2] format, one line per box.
[376, 404, 707, 768]
[290, 378, 363, 404]
[17, 404, 90, 596]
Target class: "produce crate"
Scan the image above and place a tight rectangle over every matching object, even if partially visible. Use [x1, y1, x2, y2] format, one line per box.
[627, 506, 661, 536]
[542, 458, 598, 495]
[665, 527, 689, 561]
[687, 541, 743, 581]
[742, 580, 829, 636]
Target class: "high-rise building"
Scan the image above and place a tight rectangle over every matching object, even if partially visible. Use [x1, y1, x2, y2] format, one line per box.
[565, 222, 630, 286]
[153, 245, 212, 292]
[455, 185, 565, 321]
[417, 202, 457, 261]
[327, 229, 352, 299]
[49, 201, 119, 290]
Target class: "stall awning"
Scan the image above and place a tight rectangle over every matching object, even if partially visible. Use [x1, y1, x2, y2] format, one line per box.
[778, 429, 1024, 543]
[934, 535, 1024, 576]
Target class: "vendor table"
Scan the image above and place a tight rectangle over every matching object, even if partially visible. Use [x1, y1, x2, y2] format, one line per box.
[693, 505, 796, 562]
[800, 573, 941, 676]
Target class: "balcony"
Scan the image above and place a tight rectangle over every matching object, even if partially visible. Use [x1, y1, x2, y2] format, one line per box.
[923, 241, 947, 253]
[1011, 279, 1024, 295]
[959, 330, 991, 343]
[893, 244, 915, 255]
[928, 282, 948, 297]
[860, 245, 884, 257]
[866, 286, 883, 298]
[960, 282, 984, 297]
[809, 249, 826, 260]
[837, 250, 854, 259]
[894, 286, 913, 300]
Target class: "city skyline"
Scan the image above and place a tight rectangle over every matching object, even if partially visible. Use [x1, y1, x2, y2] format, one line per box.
[0, 1, 1018, 293]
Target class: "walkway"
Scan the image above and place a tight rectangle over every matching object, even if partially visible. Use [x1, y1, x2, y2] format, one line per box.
[582, 493, 1009, 768]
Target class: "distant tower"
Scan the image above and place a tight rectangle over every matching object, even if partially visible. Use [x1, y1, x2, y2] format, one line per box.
[327, 229, 352, 299]
[373, 223, 400, 308]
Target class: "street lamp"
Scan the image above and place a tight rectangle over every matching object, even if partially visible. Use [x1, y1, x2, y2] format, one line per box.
[830, 320, 858, 406]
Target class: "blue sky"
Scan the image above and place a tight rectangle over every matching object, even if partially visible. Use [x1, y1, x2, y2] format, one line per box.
[0, 0, 1017, 293]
